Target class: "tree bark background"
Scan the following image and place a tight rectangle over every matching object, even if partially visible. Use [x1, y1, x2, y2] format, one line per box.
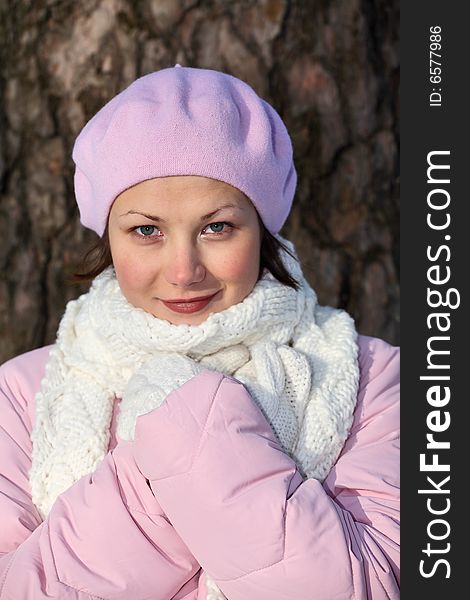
[0, 0, 399, 364]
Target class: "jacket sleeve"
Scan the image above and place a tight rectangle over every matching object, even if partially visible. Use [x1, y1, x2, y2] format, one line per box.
[134, 336, 400, 600]
[0, 351, 201, 600]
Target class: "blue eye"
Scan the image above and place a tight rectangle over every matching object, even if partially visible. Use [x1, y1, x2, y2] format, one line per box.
[135, 225, 158, 237]
[208, 222, 225, 233]
[204, 222, 233, 235]
[131, 221, 233, 241]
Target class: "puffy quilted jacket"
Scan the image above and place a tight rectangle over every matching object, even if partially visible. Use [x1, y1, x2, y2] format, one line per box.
[0, 335, 399, 599]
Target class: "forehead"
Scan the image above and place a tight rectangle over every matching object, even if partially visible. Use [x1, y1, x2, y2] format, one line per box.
[112, 176, 252, 214]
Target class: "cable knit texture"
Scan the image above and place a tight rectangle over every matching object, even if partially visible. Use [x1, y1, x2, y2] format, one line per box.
[29, 235, 360, 600]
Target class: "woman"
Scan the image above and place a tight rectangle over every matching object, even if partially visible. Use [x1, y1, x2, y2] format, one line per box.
[0, 65, 399, 599]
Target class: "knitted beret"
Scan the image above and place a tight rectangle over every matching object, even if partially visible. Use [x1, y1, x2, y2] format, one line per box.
[72, 64, 297, 236]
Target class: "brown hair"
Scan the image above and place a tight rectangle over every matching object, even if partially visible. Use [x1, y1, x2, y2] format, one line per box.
[71, 214, 300, 290]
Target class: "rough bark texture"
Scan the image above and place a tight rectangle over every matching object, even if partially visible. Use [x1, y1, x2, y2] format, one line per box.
[0, 0, 399, 364]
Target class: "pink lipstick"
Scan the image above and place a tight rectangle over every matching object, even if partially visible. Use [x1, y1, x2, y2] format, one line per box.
[161, 291, 220, 314]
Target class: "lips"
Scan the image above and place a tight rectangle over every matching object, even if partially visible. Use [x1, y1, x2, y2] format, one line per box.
[161, 291, 220, 314]
[164, 293, 218, 303]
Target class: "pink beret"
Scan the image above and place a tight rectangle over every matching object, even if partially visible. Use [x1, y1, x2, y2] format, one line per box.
[72, 65, 297, 236]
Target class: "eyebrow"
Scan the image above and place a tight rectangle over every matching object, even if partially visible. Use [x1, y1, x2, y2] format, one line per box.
[119, 203, 243, 222]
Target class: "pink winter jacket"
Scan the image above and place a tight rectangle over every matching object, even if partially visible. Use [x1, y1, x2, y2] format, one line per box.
[0, 335, 399, 599]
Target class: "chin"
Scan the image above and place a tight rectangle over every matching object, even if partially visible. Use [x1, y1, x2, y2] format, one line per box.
[163, 314, 210, 326]
[147, 306, 213, 326]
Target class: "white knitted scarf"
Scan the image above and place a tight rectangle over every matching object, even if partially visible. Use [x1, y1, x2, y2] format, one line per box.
[30, 236, 359, 600]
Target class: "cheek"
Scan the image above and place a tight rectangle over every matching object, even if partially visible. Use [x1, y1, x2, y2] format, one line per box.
[216, 238, 260, 286]
[112, 253, 154, 294]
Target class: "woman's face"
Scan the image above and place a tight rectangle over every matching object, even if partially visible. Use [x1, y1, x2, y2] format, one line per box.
[108, 176, 262, 325]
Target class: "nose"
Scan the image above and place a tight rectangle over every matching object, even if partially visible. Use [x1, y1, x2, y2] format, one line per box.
[163, 241, 206, 287]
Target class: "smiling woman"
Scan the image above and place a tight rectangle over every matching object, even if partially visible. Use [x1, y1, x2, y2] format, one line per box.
[0, 64, 399, 600]
[107, 176, 262, 325]
[72, 178, 301, 315]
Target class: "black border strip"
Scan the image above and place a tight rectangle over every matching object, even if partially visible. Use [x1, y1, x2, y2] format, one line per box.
[401, 3, 467, 597]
